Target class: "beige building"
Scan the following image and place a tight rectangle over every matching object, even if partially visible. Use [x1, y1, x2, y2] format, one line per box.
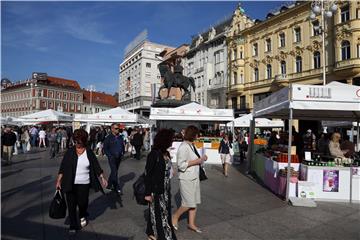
[228, 1, 360, 116]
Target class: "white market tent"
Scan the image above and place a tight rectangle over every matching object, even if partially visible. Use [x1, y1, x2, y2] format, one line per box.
[229, 113, 284, 128]
[18, 109, 73, 124]
[249, 81, 360, 201]
[0, 116, 24, 126]
[74, 107, 138, 123]
[150, 102, 234, 122]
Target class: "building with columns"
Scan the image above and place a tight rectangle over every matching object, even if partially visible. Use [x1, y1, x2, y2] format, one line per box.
[227, 1, 360, 118]
[184, 17, 232, 109]
[118, 35, 174, 117]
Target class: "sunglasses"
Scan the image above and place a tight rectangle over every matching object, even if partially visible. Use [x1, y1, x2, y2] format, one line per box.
[114, 128, 120, 130]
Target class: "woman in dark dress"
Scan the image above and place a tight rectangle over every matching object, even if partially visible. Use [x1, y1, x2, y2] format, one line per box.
[144, 129, 177, 240]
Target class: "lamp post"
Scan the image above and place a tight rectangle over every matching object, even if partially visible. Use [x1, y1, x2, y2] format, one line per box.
[87, 85, 96, 114]
[310, 0, 338, 86]
[26, 79, 37, 112]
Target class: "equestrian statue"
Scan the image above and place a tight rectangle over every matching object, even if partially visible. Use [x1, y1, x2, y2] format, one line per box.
[158, 61, 196, 101]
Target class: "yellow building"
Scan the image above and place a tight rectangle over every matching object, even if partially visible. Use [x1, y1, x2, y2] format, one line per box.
[228, 1, 360, 115]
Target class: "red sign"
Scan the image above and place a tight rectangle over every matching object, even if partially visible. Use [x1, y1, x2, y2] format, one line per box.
[356, 89, 360, 97]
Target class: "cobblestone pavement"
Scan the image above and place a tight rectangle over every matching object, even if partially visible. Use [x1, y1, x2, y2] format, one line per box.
[1, 148, 359, 240]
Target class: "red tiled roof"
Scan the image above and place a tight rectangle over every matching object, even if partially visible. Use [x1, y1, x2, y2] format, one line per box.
[83, 90, 118, 107]
[47, 76, 81, 89]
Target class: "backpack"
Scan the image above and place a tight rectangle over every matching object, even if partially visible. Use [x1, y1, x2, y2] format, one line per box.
[133, 173, 147, 205]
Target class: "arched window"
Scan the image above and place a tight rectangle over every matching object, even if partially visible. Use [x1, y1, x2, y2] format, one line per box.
[341, 40, 351, 60]
[280, 61, 286, 74]
[313, 51, 321, 69]
[254, 68, 259, 81]
[266, 64, 272, 79]
[296, 56, 302, 73]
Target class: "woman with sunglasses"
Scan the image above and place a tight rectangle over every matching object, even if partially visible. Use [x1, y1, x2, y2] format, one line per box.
[56, 129, 108, 234]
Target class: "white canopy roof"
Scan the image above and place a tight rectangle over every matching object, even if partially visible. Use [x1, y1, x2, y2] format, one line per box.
[253, 82, 360, 121]
[1, 116, 24, 126]
[230, 113, 284, 128]
[150, 102, 234, 122]
[74, 107, 138, 123]
[19, 109, 73, 123]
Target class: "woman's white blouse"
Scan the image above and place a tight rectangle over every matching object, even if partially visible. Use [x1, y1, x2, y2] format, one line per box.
[176, 142, 199, 180]
[74, 150, 90, 184]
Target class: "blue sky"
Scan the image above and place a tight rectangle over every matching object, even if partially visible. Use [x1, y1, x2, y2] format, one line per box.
[2, 1, 284, 94]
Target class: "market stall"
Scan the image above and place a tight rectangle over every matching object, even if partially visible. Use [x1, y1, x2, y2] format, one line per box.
[249, 81, 360, 202]
[150, 102, 234, 164]
[74, 107, 138, 123]
[229, 113, 284, 128]
[18, 109, 73, 124]
[1, 116, 24, 126]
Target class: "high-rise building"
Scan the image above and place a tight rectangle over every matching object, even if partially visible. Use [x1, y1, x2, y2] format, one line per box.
[118, 31, 174, 117]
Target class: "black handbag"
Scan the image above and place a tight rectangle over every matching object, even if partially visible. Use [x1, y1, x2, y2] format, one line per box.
[49, 189, 67, 219]
[133, 173, 148, 205]
[190, 144, 208, 181]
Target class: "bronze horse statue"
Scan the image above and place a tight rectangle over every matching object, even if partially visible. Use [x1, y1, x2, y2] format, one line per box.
[158, 63, 196, 100]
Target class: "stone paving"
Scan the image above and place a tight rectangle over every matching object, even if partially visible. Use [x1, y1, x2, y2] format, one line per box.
[1, 148, 359, 240]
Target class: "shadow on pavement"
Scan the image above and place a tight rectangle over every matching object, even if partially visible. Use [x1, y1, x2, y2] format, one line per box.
[88, 192, 123, 221]
[1, 169, 23, 179]
[118, 172, 136, 191]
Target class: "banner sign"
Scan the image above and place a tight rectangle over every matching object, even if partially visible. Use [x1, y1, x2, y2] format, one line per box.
[323, 170, 339, 192]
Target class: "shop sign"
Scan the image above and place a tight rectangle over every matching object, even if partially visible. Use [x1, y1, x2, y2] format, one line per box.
[298, 181, 315, 199]
[323, 170, 339, 192]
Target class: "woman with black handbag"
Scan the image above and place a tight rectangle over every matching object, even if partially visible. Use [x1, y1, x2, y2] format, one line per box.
[144, 129, 177, 240]
[172, 126, 208, 234]
[55, 129, 108, 234]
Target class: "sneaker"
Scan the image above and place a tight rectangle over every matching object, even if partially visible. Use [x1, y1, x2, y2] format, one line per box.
[116, 189, 122, 195]
[69, 229, 77, 235]
[80, 217, 88, 228]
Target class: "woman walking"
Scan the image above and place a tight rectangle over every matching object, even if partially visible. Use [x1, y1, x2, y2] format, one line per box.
[20, 127, 30, 153]
[55, 129, 108, 234]
[219, 134, 232, 177]
[38, 128, 46, 148]
[172, 126, 207, 233]
[144, 129, 177, 240]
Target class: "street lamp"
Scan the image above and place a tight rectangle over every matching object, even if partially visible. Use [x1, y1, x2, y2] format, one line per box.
[310, 0, 338, 85]
[87, 85, 96, 114]
[26, 79, 37, 112]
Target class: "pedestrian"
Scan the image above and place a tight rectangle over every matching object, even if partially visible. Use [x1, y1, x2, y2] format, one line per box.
[29, 126, 38, 147]
[103, 123, 125, 194]
[13, 129, 19, 155]
[218, 134, 232, 177]
[20, 127, 30, 153]
[38, 128, 46, 148]
[145, 129, 177, 240]
[143, 128, 151, 151]
[239, 136, 248, 164]
[48, 127, 58, 158]
[131, 127, 143, 160]
[172, 126, 208, 233]
[61, 128, 68, 151]
[55, 129, 108, 234]
[89, 127, 98, 151]
[2, 127, 17, 165]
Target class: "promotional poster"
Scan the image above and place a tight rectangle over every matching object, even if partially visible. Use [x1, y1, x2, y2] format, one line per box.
[323, 170, 339, 192]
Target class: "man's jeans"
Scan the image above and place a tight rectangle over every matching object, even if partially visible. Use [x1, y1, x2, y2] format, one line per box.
[31, 135, 37, 147]
[107, 156, 122, 191]
[3, 146, 13, 164]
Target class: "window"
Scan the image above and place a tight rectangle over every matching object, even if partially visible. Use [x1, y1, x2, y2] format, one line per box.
[357, 44, 360, 58]
[231, 97, 237, 109]
[77, 95, 81, 101]
[312, 20, 320, 36]
[341, 40, 351, 60]
[280, 61, 286, 74]
[296, 56, 302, 73]
[313, 51, 321, 69]
[233, 49, 237, 60]
[357, 8, 360, 19]
[239, 74, 244, 84]
[64, 103, 67, 110]
[240, 96, 246, 109]
[266, 64, 272, 79]
[64, 93, 67, 99]
[279, 33, 285, 47]
[239, 51, 243, 59]
[254, 68, 259, 81]
[341, 5, 350, 23]
[253, 92, 271, 103]
[71, 103, 74, 110]
[294, 27, 301, 42]
[209, 78, 211, 86]
[266, 38, 271, 52]
[253, 43, 258, 56]
[233, 72, 237, 85]
[146, 63, 151, 68]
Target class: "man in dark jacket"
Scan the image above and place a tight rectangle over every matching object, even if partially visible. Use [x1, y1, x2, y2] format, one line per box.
[2, 127, 17, 165]
[103, 123, 125, 194]
[131, 128, 143, 160]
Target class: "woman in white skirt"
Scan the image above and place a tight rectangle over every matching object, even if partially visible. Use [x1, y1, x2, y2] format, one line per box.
[218, 134, 232, 177]
[172, 126, 207, 233]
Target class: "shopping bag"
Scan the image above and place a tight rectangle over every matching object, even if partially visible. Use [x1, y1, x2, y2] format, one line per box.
[49, 190, 67, 219]
[131, 147, 136, 155]
[26, 142, 31, 151]
[133, 173, 147, 205]
[229, 147, 234, 156]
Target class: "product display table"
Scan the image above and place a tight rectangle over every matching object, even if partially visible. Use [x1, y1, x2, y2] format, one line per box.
[298, 164, 360, 202]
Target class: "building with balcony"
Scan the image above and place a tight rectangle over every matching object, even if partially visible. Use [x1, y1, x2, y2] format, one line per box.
[118, 35, 174, 117]
[184, 17, 232, 109]
[227, 1, 360, 114]
[1, 73, 83, 117]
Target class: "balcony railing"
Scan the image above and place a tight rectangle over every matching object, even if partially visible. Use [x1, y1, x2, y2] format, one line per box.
[335, 58, 360, 70]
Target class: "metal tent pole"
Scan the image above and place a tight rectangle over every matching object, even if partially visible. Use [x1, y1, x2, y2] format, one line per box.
[286, 108, 293, 202]
[247, 118, 256, 173]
